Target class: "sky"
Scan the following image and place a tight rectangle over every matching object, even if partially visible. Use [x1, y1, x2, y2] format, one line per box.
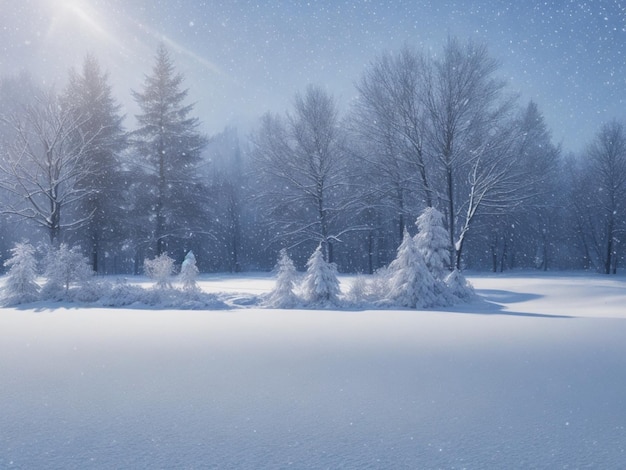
[1, 0, 625, 153]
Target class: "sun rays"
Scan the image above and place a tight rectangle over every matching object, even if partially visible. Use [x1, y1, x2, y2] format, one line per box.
[44, 0, 122, 49]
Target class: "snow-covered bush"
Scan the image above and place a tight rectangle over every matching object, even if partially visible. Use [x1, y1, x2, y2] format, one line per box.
[385, 230, 450, 309]
[92, 277, 227, 310]
[41, 244, 93, 300]
[345, 274, 376, 305]
[96, 279, 147, 308]
[301, 244, 341, 306]
[445, 269, 476, 302]
[179, 250, 199, 292]
[144, 253, 175, 289]
[414, 207, 451, 279]
[266, 248, 299, 308]
[1, 242, 40, 306]
[72, 278, 111, 303]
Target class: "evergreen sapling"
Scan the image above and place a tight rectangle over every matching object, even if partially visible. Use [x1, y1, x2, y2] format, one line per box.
[386, 229, 443, 308]
[266, 248, 299, 308]
[2, 242, 40, 305]
[302, 244, 341, 306]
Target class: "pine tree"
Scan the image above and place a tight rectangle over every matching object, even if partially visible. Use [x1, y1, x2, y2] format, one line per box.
[62, 55, 127, 273]
[302, 244, 341, 305]
[131, 44, 208, 256]
[386, 229, 443, 308]
[2, 242, 39, 305]
[414, 207, 451, 278]
[266, 248, 298, 308]
[179, 250, 199, 292]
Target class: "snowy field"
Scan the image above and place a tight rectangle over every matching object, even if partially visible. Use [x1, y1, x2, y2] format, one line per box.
[2, 272, 626, 469]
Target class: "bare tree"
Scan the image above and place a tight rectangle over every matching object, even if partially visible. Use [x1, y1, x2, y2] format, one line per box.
[585, 120, 626, 273]
[353, 38, 525, 270]
[352, 46, 434, 241]
[252, 85, 355, 262]
[423, 37, 520, 268]
[0, 88, 98, 245]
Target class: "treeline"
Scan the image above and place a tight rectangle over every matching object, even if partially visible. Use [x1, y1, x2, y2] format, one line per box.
[0, 38, 624, 274]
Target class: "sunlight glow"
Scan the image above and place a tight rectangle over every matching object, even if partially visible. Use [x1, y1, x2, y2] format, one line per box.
[49, 0, 121, 47]
[132, 22, 224, 76]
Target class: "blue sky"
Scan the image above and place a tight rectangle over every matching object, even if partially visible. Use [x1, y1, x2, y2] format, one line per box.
[1, 0, 625, 152]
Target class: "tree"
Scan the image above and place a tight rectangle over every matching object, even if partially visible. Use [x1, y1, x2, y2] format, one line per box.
[352, 39, 525, 270]
[352, 47, 434, 241]
[423, 37, 519, 269]
[266, 248, 299, 308]
[386, 229, 443, 309]
[62, 55, 127, 273]
[583, 120, 626, 273]
[131, 44, 208, 256]
[252, 85, 355, 263]
[302, 244, 341, 305]
[505, 101, 561, 271]
[0, 88, 99, 245]
[2, 242, 39, 305]
[414, 207, 451, 279]
[205, 127, 247, 272]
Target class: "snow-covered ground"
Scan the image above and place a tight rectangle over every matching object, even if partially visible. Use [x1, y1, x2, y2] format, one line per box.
[1, 272, 626, 469]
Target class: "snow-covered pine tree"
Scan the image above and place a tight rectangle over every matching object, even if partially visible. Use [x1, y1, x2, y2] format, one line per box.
[302, 244, 341, 306]
[386, 229, 444, 309]
[414, 207, 451, 279]
[179, 250, 199, 292]
[2, 242, 39, 305]
[41, 244, 93, 299]
[144, 253, 175, 289]
[266, 248, 298, 308]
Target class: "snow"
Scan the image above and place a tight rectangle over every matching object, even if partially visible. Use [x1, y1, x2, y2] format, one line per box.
[1, 272, 626, 468]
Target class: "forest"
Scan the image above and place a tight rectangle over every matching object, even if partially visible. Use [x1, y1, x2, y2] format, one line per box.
[0, 37, 624, 276]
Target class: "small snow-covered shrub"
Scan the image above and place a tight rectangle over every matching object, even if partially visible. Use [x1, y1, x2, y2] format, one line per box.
[345, 275, 376, 306]
[97, 279, 147, 307]
[179, 250, 199, 292]
[72, 278, 111, 303]
[41, 244, 93, 300]
[301, 245, 341, 306]
[266, 249, 299, 308]
[445, 269, 476, 302]
[367, 266, 391, 301]
[1, 242, 40, 306]
[144, 253, 175, 289]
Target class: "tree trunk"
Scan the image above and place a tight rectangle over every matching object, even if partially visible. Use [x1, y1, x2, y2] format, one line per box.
[446, 166, 456, 268]
[92, 234, 99, 274]
[605, 218, 614, 274]
[156, 140, 167, 256]
[367, 229, 374, 275]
